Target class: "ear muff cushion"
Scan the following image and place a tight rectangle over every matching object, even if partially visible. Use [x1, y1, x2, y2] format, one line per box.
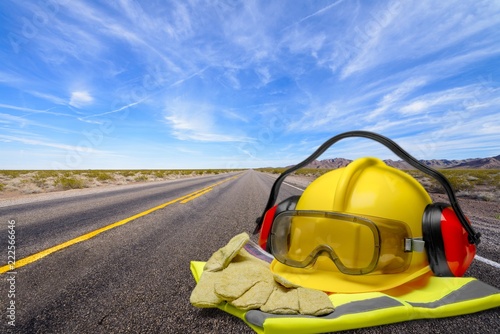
[258, 205, 277, 251]
[422, 203, 454, 277]
[259, 195, 301, 253]
[439, 206, 476, 276]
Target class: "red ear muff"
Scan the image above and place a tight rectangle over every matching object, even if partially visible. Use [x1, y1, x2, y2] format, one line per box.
[258, 195, 300, 253]
[258, 205, 277, 251]
[423, 203, 476, 277]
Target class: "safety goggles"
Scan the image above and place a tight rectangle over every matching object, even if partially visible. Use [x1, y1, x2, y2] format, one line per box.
[269, 210, 424, 275]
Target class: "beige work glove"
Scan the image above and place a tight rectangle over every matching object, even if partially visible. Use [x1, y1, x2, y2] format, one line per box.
[190, 233, 334, 316]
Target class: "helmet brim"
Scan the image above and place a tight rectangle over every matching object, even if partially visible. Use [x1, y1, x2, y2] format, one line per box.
[271, 259, 432, 293]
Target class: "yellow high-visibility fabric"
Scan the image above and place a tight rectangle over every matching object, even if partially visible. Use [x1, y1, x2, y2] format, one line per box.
[190, 261, 500, 334]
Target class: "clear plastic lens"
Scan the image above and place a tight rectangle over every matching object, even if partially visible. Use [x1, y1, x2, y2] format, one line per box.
[270, 211, 412, 275]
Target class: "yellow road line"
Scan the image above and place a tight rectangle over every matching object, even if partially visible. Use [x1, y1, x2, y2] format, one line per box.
[180, 187, 213, 203]
[179, 175, 238, 203]
[0, 175, 240, 274]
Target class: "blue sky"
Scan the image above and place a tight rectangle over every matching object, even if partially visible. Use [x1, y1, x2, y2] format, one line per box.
[0, 0, 499, 169]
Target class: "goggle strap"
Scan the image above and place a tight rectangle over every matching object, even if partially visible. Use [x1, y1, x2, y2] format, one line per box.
[405, 238, 425, 252]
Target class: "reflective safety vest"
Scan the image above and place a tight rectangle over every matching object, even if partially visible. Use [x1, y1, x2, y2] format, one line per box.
[190, 260, 500, 334]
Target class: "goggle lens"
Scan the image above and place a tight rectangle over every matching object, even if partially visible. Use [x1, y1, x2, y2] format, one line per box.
[270, 211, 413, 275]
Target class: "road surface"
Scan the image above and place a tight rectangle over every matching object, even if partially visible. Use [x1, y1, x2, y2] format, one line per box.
[0, 170, 498, 333]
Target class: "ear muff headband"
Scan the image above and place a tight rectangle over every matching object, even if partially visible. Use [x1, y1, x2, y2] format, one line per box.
[254, 131, 481, 245]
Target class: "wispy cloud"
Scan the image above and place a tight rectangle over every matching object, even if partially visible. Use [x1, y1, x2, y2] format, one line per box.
[399, 85, 498, 115]
[293, 0, 347, 26]
[0, 134, 107, 154]
[339, 0, 500, 78]
[81, 98, 148, 119]
[367, 77, 428, 119]
[164, 99, 252, 143]
[0, 71, 25, 85]
[28, 91, 67, 105]
[288, 102, 347, 132]
[69, 91, 94, 108]
[0, 104, 68, 116]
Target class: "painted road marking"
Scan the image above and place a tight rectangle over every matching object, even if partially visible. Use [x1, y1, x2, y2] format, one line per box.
[0, 175, 239, 274]
[283, 181, 305, 192]
[180, 176, 238, 204]
[180, 187, 213, 203]
[475, 255, 500, 269]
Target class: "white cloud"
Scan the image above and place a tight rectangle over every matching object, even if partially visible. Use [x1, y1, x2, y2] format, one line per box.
[82, 98, 148, 119]
[69, 91, 94, 108]
[164, 99, 252, 143]
[282, 28, 327, 57]
[367, 77, 427, 119]
[0, 71, 24, 85]
[339, 0, 500, 78]
[28, 91, 66, 105]
[400, 85, 500, 115]
[340, 2, 400, 79]
[255, 66, 272, 86]
[0, 104, 65, 116]
[287, 101, 355, 133]
[293, 0, 346, 26]
[399, 89, 468, 115]
[0, 134, 106, 154]
[0, 110, 76, 135]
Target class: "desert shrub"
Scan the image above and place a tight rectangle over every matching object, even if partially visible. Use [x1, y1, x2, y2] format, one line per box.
[443, 170, 499, 191]
[30, 170, 59, 188]
[37, 170, 60, 178]
[32, 174, 46, 188]
[134, 175, 148, 182]
[95, 172, 114, 181]
[468, 170, 494, 185]
[443, 173, 474, 192]
[457, 191, 496, 202]
[405, 169, 500, 193]
[0, 183, 4, 191]
[117, 170, 137, 177]
[493, 172, 500, 189]
[0, 170, 31, 179]
[257, 168, 285, 174]
[154, 170, 167, 178]
[57, 176, 85, 189]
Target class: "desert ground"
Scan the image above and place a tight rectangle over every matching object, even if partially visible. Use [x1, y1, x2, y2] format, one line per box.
[0, 170, 232, 200]
[1, 169, 498, 222]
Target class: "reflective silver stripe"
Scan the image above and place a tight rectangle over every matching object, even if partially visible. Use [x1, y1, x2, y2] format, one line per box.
[245, 280, 500, 328]
[408, 280, 499, 309]
[245, 296, 403, 327]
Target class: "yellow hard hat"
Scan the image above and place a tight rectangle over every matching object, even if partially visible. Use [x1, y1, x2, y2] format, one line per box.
[270, 157, 433, 293]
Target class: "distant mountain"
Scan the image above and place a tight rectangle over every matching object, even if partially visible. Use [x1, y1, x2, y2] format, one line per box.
[450, 156, 500, 169]
[303, 158, 352, 169]
[297, 155, 500, 170]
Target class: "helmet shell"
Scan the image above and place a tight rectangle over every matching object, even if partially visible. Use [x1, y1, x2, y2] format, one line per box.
[271, 157, 433, 293]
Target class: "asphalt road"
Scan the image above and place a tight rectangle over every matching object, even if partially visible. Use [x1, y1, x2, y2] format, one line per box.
[0, 170, 498, 333]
